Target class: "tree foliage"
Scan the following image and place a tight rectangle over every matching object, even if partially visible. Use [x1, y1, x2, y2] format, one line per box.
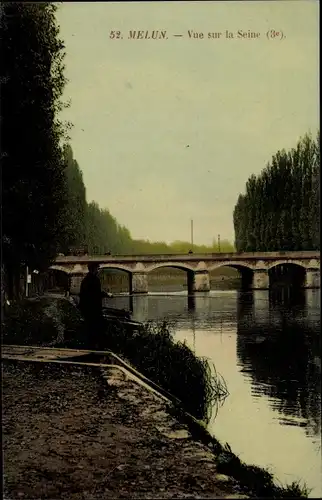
[60, 145, 87, 252]
[85, 202, 131, 254]
[233, 132, 320, 252]
[1, 2, 69, 297]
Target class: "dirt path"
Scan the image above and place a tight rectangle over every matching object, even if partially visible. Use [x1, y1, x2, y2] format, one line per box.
[3, 359, 247, 499]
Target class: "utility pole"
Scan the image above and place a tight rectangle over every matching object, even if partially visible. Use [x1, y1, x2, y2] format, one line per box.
[218, 234, 221, 252]
[25, 265, 30, 297]
[191, 219, 194, 251]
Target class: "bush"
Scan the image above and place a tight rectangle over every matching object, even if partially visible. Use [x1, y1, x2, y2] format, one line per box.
[98, 320, 228, 421]
[2, 297, 84, 347]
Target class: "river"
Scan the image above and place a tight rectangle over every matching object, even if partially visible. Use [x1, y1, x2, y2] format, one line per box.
[105, 284, 321, 497]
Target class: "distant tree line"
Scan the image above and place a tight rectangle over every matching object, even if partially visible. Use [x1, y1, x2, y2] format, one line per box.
[233, 132, 320, 252]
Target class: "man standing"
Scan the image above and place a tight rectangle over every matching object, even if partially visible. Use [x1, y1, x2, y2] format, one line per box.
[79, 263, 107, 349]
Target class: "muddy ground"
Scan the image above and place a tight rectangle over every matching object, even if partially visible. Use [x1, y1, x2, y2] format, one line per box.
[3, 359, 247, 499]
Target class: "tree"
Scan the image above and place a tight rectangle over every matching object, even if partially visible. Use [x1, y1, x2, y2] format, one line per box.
[310, 132, 320, 250]
[61, 145, 87, 252]
[1, 2, 69, 298]
[233, 132, 320, 252]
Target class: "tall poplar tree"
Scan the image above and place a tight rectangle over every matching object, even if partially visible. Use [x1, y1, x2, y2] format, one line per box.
[233, 132, 320, 252]
[1, 2, 69, 298]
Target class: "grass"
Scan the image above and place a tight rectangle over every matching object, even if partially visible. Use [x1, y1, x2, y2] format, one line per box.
[167, 407, 310, 498]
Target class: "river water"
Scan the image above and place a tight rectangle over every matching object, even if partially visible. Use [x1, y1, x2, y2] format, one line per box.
[106, 285, 321, 496]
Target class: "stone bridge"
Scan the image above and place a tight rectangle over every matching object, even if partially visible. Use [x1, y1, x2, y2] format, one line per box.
[51, 251, 320, 294]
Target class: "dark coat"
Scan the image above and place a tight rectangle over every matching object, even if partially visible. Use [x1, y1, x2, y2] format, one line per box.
[79, 273, 104, 319]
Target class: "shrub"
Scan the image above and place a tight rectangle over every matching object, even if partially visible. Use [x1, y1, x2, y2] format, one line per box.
[99, 319, 228, 421]
[2, 297, 84, 347]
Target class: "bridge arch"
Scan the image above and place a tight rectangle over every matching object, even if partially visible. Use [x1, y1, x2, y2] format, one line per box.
[267, 260, 308, 271]
[207, 262, 256, 272]
[99, 264, 133, 274]
[207, 262, 255, 290]
[145, 262, 196, 273]
[50, 265, 71, 275]
[268, 261, 307, 288]
[145, 263, 194, 294]
[98, 265, 132, 295]
[46, 267, 70, 293]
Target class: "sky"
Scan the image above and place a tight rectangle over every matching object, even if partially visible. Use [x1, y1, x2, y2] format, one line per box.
[57, 1, 319, 245]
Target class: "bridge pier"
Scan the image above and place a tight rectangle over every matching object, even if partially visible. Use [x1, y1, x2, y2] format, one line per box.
[187, 270, 210, 294]
[304, 268, 320, 289]
[252, 269, 269, 289]
[130, 272, 148, 294]
[69, 274, 85, 295]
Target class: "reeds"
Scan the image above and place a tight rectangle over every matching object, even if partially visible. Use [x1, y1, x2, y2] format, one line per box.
[165, 411, 310, 498]
[103, 319, 229, 422]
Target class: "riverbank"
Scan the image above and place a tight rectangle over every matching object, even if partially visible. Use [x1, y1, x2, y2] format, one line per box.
[3, 358, 247, 499]
[2, 296, 220, 422]
[2, 297, 311, 498]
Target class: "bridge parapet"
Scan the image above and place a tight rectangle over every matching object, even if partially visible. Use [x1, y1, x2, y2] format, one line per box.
[54, 250, 320, 265]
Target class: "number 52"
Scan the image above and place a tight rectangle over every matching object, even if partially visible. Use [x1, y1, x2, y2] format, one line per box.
[110, 31, 122, 39]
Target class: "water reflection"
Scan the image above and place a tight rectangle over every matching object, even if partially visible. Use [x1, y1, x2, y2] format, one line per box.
[236, 289, 321, 441]
[109, 287, 321, 495]
[129, 295, 148, 323]
[187, 294, 196, 311]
